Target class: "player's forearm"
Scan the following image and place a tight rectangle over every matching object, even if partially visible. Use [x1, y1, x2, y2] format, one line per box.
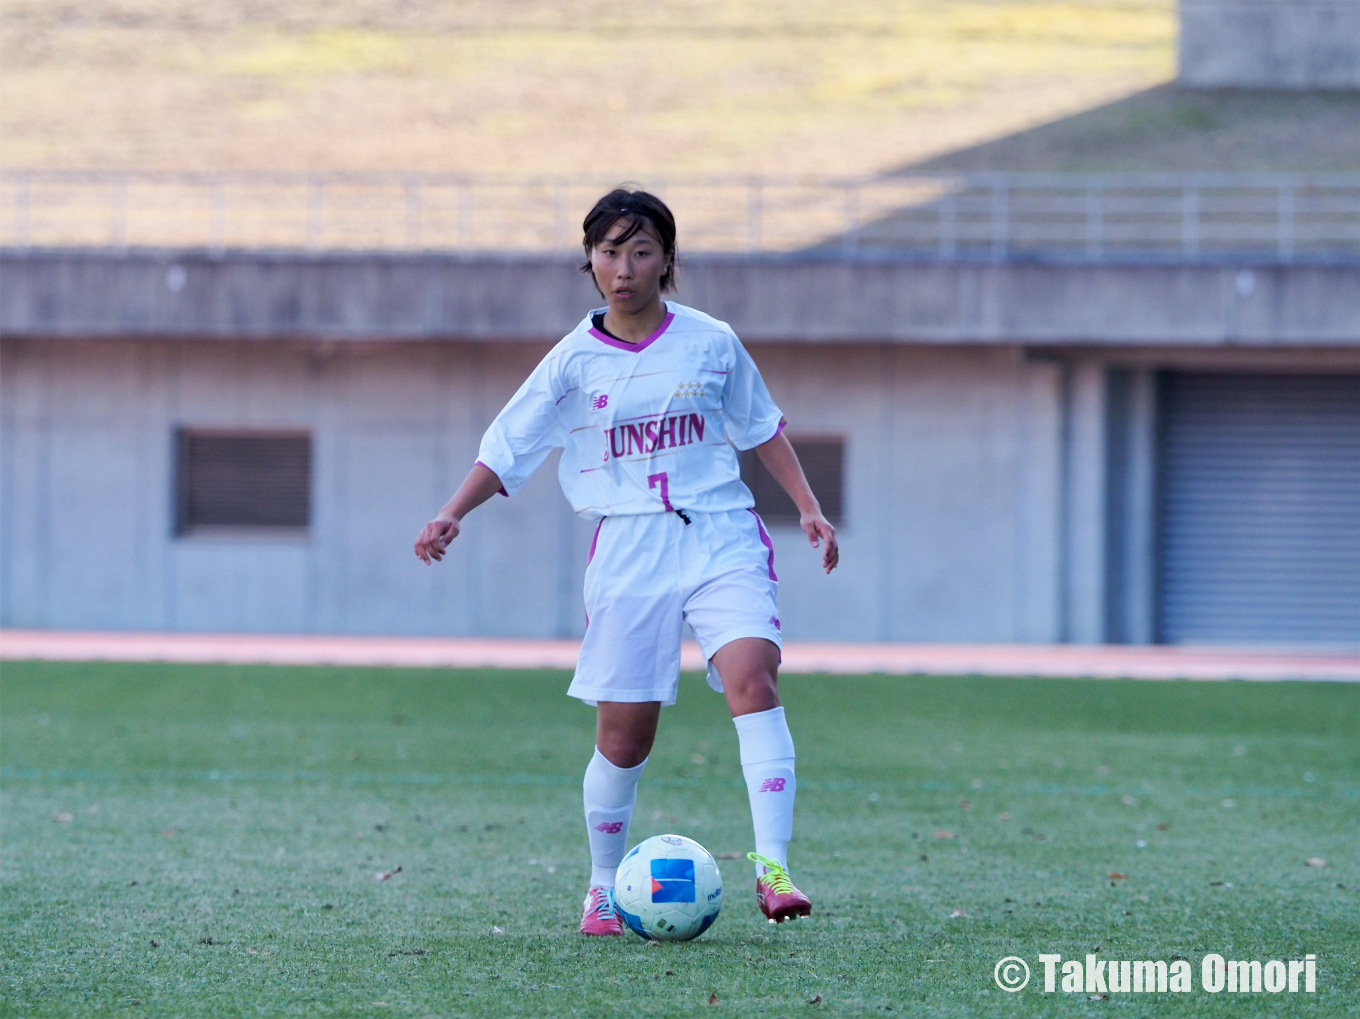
[754, 431, 821, 517]
[439, 463, 506, 521]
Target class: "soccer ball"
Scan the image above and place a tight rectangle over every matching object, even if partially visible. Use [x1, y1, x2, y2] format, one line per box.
[615, 834, 723, 941]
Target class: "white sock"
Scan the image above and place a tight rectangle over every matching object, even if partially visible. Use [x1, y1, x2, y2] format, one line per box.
[583, 747, 646, 889]
[733, 705, 796, 878]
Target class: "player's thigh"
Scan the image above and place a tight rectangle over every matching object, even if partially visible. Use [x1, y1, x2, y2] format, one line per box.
[683, 568, 782, 684]
[572, 590, 686, 706]
[571, 514, 686, 707]
[711, 637, 781, 716]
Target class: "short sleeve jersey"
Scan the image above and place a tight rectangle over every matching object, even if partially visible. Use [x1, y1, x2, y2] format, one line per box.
[476, 301, 784, 519]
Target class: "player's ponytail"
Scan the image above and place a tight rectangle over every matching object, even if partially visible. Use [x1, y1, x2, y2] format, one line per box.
[580, 187, 678, 293]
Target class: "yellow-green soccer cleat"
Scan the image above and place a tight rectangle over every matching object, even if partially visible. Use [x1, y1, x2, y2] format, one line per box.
[748, 853, 812, 924]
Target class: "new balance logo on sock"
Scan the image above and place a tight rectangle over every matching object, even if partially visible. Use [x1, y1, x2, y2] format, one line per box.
[594, 821, 625, 833]
[758, 778, 787, 792]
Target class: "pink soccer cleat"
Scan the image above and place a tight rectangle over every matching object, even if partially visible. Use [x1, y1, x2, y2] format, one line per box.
[579, 885, 623, 936]
[749, 853, 812, 923]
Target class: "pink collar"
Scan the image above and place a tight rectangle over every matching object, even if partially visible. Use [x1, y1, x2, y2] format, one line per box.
[588, 310, 675, 352]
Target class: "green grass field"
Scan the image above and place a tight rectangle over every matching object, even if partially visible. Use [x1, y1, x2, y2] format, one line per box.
[2, 661, 1357, 1017]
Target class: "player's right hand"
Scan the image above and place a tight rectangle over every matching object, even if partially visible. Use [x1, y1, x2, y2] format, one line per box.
[414, 517, 460, 564]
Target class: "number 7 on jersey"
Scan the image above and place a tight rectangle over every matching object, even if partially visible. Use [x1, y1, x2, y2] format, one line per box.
[647, 472, 674, 512]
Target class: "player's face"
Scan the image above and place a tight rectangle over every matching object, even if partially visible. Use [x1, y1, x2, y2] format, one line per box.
[590, 217, 669, 314]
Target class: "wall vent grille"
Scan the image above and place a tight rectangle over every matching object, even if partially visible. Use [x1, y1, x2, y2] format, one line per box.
[176, 429, 312, 533]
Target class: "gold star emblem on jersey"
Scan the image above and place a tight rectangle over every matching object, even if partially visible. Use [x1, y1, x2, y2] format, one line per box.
[674, 381, 705, 399]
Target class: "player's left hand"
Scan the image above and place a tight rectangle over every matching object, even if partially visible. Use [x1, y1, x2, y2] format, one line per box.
[801, 513, 839, 574]
[414, 516, 460, 564]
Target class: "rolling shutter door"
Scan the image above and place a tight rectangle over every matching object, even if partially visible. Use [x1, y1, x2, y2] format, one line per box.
[1157, 373, 1360, 646]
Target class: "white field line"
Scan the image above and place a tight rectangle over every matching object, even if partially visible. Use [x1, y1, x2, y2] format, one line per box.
[2, 630, 1358, 682]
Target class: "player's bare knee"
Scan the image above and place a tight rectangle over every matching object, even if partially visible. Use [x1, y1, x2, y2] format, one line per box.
[724, 669, 780, 714]
[596, 735, 649, 769]
[732, 668, 776, 697]
[595, 718, 656, 768]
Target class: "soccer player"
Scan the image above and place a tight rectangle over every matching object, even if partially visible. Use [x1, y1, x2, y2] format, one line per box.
[414, 187, 838, 935]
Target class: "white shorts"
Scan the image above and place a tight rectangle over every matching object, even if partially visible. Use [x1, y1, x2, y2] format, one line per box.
[568, 508, 782, 707]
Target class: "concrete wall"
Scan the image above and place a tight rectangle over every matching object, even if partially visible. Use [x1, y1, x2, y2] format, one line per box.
[0, 338, 589, 637]
[1181, 0, 1360, 89]
[7, 336, 1358, 643]
[6, 250, 1360, 347]
[5, 250, 1357, 643]
[1, 337, 1076, 642]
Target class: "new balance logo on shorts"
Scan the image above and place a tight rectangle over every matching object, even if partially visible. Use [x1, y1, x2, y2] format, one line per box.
[769, 614, 781, 630]
[758, 778, 787, 793]
[594, 821, 624, 834]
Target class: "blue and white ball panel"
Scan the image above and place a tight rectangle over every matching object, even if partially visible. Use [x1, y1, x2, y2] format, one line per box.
[614, 834, 724, 942]
[618, 905, 652, 940]
[650, 858, 696, 902]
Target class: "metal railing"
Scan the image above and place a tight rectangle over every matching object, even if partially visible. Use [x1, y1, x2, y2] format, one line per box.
[4, 169, 1360, 261]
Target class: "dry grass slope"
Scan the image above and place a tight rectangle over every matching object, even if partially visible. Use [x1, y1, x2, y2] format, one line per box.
[1, 0, 1176, 177]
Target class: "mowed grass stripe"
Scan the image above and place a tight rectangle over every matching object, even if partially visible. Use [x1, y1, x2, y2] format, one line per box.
[2, 661, 1357, 1018]
[4, 766, 1357, 803]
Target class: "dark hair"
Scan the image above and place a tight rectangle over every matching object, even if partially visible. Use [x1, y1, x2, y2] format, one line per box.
[579, 187, 677, 293]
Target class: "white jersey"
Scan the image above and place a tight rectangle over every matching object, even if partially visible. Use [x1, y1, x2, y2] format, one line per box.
[476, 301, 784, 519]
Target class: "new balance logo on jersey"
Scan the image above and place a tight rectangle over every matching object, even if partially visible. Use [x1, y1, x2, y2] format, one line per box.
[606, 413, 706, 458]
[758, 778, 787, 793]
[594, 821, 624, 834]
[769, 615, 781, 630]
[592, 394, 609, 410]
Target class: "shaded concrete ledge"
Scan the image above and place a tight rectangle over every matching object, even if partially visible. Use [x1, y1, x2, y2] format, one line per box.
[3, 248, 1359, 347]
[4, 630, 1358, 681]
